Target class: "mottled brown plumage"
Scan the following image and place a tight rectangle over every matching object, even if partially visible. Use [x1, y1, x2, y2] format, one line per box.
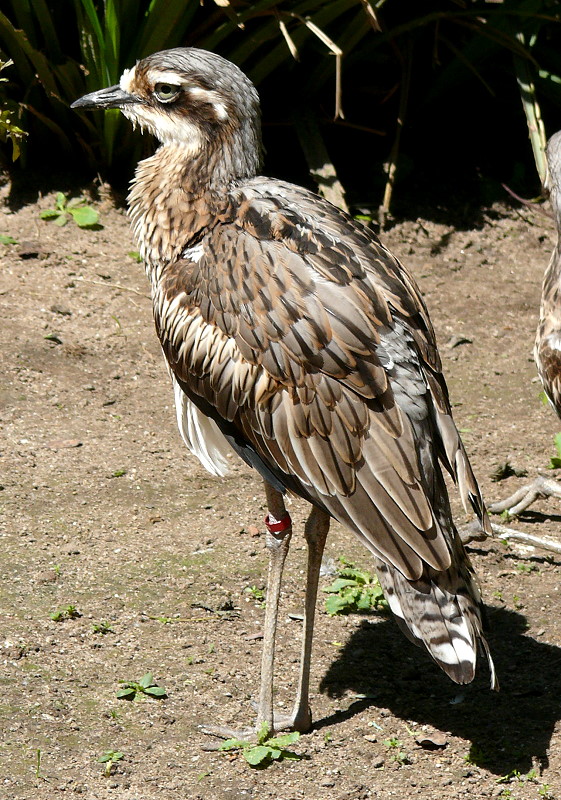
[72, 47, 496, 736]
[536, 131, 561, 409]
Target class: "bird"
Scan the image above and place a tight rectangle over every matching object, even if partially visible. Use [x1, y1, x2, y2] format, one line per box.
[487, 131, 561, 518]
[71, 47, 497, 738]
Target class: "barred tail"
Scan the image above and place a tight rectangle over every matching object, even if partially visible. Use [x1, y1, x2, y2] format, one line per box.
[376, 555, 497, 690]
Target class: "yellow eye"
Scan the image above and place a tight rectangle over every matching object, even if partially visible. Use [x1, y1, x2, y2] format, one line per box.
[154, 83, 180, 102]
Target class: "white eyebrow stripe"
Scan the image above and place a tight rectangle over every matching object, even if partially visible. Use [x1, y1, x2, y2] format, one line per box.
[147, 69, 185, 87]
[188, 87, 229, 119]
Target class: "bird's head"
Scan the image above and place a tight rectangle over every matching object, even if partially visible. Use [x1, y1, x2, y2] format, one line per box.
[72, 48, 262, 180]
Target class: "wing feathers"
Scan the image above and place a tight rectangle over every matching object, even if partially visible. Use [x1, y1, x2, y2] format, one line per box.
[153, 176, 493, 685]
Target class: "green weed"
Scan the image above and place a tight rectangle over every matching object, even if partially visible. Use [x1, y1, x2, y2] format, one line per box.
[383, 737, 410, 765]
[40, 192, 100, 229]
[547, 433, 561, 469]
[92, 621, 114, 634]
[220, 722, 303, 767]
[98, 750, 124, 777]
[323, 557, 388, 616]
[117, 672, 166, 701]
[50, 604, 81, 622]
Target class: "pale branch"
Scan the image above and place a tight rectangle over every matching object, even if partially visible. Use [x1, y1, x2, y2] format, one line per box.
[461, 518, 561, 556]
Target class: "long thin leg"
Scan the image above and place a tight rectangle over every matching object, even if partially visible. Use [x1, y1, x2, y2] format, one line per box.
[255, 481, 293, 735]
[289, 506, 330, 732]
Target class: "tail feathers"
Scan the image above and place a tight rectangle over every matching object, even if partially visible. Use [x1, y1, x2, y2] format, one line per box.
[376, 559, 498, 690]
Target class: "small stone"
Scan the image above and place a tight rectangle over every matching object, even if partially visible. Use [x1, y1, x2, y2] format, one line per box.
[415, 731, 448, 749]
[50, 304, 72, 316]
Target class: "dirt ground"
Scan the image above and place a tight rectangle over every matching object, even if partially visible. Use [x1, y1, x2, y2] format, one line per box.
[2, 178, 561, 800]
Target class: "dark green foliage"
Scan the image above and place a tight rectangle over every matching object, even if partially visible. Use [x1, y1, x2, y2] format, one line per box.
[0, 1, 560, 203]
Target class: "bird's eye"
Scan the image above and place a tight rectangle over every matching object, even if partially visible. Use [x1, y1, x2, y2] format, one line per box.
[154, 83, 180, 103]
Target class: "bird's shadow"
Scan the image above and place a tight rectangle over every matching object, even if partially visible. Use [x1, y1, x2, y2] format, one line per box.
[317, 606, 561, 776]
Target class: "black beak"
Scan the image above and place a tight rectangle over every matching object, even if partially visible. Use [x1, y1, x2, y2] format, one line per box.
[71, 85, 140, 110]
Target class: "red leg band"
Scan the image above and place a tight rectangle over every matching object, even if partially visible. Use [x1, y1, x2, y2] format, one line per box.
[264, 512, 292, 533]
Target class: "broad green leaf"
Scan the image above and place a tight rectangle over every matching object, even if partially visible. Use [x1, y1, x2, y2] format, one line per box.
[55, 192, 66, 210]
[266, 731, 300, 748]
[54, 214, 68, 226]
[139, 672, 153, 688]
[325, 594, 348, 616]
[69, 206, 99, 227]
[116, 687, 135, 699]
[357, 593, 372, 610]
[0, 234, 17, 244]
[323, 577, 357, 592]
[554, 432, 561, 458]
[40, 209, 61, 219]
[243, 745, 271, 765]
[144, 685, 166, 697]
[219, 738, 245, 751]
[256, 720, 270, 743]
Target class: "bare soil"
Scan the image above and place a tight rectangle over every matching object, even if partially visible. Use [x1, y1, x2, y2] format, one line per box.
[2, 182, 561, 800]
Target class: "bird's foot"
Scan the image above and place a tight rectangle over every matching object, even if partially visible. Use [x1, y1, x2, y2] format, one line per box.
[200, 705, 312, 746]
[488, 473, 561, 517]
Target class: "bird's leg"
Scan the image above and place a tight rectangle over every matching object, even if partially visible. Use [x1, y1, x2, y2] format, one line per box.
[201, 481, 292, 743]
[254, 481, 293, 736]
[487, 473, 561, 517]
[286, 506, 330, 733]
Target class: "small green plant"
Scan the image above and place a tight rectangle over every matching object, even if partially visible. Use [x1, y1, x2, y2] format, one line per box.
[220, 723, 303, 767]
[323, 557, 388, 616]
[547, 433, 561, 469]
[497, 769, 523, 784]
[111, 469, 127, 478]
[40, 192, 100, 229]
[128, 251, 143, 262]
[515, 562, 538, 574]
[92, 621, 114, 634]
[244, 585, 266, 606]
[0, 234, 17, 244]
[116, 672, 167, 701]
[98, 750, 124, 777]
[383, 737, 409, 765]
[50, 604, 81, 621]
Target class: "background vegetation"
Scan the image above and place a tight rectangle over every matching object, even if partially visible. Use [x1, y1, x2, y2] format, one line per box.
[1, 0, 560, 213]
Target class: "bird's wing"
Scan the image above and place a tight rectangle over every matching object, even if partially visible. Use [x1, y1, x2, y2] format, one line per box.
[155, 179, 488, 580]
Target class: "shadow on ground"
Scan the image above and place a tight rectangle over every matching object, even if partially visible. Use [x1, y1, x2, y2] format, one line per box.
[318, 606, 560, 776]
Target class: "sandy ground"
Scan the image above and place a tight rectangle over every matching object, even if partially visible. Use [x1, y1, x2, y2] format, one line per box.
[2, 182, 561, 800]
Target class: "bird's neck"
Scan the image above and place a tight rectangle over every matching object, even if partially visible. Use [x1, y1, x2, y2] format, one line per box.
[128, 123, 261, 285]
